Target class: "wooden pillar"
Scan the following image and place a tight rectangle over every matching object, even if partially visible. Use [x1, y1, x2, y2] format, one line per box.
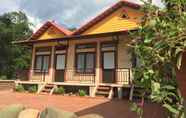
[29, 46, 36, 81]
[50, 46, 55, 82]
[95, 41, 101, 85]
[118, 87, 123, 99]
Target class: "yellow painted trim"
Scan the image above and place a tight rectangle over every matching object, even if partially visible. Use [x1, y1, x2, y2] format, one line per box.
[38, 26, 65, 40]
[83, 6, 143, 35]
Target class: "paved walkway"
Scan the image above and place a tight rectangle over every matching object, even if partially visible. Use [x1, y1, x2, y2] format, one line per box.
[0, 91, 165, 118]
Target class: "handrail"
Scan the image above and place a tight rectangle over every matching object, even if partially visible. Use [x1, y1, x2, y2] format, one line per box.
[16, 68, 131, 85]
[115, 68, 131, 85]
[32, 69, 48, 82]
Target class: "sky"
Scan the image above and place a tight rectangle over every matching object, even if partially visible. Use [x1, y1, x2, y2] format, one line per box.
[0, 0, 163, 31]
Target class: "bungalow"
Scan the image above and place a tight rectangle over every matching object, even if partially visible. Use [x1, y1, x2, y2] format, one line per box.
[15, 0, 143, 99]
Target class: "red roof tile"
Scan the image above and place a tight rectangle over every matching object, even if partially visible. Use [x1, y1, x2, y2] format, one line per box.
[29, 21, 72, 40]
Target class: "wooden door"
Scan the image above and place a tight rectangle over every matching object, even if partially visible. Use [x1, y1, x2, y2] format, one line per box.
[102, 51, 116, 83]
[55, 54, 66, 82]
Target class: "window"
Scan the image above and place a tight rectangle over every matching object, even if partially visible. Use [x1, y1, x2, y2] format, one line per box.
[76, 53, 95, 73]
[56, 55, 65, 70]
[35, 55, 50, 72]
[121, 14, 129, 19]
[103, 52, 115, 69]
[120, 9, 129, 19]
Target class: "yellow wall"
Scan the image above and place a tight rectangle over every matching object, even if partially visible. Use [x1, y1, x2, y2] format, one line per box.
[83, 6, 143, 35]
[38, 26, 65, 40]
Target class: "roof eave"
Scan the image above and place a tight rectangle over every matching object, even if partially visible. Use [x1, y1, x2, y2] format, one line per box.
[14, 29, 138, 45]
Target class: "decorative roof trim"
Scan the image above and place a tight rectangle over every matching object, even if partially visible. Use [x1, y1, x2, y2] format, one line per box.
[29, 21, 72, 40]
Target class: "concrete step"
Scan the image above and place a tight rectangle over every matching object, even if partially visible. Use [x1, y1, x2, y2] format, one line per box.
[95, 85, 112, 98]
[45, 85, 54, 88]
[96, 91, 110, 95]
[97, 86, 110, 91]
[42, 88, 51, 93]
[39, 92, 49, 95]
[39, 84, 55, 94]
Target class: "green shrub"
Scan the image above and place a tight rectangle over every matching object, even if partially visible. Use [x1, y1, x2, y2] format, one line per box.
[28, 85, 37, 93]
[79, 89, 86, 96]
[0, 75, 7, 80]
[54, 87, 65, 94]
[15, 85, 25, 92]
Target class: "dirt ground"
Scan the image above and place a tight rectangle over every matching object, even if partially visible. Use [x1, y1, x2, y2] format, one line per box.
[0, 90, 166, 118]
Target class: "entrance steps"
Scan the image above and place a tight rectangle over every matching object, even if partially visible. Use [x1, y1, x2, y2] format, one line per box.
[37, 84, 56, 95]
[94, 85, 114, 99]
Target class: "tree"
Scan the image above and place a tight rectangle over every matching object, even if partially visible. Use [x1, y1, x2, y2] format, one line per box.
[0, 11, 32, 79]
[131, 0, 186, 117]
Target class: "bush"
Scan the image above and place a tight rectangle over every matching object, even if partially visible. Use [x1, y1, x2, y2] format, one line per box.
[54, 87, 65, 95]
[28, 85, 37, 93]
[0, 75, 7, 80]
[79, 89, 86, 96]
[15, 85, 25, 92]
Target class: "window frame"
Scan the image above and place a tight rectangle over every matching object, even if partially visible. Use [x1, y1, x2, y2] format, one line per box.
[75, 52, 96, 74]
[76, 43, 96, 49]
[34, 55, 50, 73]
[55, 54, 66, 70]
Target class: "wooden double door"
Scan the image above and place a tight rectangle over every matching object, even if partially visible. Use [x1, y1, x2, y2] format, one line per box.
[102, 51, 116, 83]
[55, 54, 66, 82]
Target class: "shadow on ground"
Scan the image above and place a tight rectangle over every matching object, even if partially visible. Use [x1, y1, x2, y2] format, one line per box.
[76, 99, 166, 118]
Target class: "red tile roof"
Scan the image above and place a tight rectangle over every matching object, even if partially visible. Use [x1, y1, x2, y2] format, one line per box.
[72, 0, 141, 35]
[29, 21, 72, 40]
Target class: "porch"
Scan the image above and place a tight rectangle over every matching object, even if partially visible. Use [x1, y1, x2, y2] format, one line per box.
[28, 35, 132, 84]
[16, 68, 131, 99]
[20, 68, 130, 85]
[16, 34, 133, 98]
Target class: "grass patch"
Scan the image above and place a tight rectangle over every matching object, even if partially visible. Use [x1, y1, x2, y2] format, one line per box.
[28, 85, 37, 93]
[53, 87, 65, 95]
[0, 75, 7, 80]
[79, 89, 86, 96]
[15, 85, 25, 92]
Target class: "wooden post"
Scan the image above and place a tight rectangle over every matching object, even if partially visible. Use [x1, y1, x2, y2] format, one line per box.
[50, 46, 55, 82]
[29, 47, 36, 81]
[95, 41, 101, 85]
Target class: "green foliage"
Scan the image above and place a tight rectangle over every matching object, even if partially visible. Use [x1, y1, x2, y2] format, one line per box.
[0, 75, 7, 80]
[0, 11, 32, 79]
[130, 0, 186, 117]
[130, 102, 143, 118]
[54, 87, 65, 95]
[28, 85, 37, 93]
[15, 85, 25, 92]
[79, 89, 86, 96]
